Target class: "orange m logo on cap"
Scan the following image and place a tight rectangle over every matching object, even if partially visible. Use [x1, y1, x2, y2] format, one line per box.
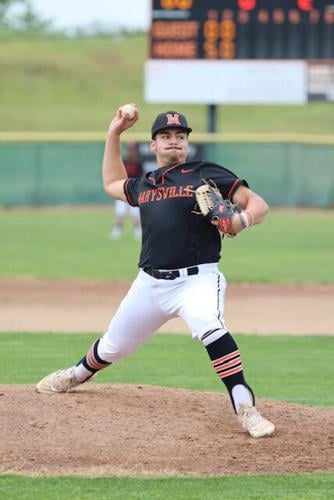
[166, 113, 181, 126]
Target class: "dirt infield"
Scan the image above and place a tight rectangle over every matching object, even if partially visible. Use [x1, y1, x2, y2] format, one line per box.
[1, 278, 334, 335]
[1, 278, 333, 477]
[1, 384, 333, 477]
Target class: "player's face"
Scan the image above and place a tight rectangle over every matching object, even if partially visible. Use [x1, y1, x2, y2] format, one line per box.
[151, 129, 189, 167]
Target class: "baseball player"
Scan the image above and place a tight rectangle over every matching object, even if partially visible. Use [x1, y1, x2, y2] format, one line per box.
[110, 141, 142, 240]
[36, 106, 275, 439]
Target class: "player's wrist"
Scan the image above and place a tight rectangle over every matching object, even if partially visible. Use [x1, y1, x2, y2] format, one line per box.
[107, 127, 121, 138]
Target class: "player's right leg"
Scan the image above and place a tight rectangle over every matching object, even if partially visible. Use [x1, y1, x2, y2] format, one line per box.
[36, 271, 168, 394]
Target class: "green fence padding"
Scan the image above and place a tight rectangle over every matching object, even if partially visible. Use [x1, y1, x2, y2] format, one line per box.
[0, 142, 109, 205]
[1, 141, 333, 207]
[207, 142, 334, 207]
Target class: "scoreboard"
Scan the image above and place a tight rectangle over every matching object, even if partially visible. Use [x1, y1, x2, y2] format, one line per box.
[150, 0, 334, 60]
[146, 1, 334, 104]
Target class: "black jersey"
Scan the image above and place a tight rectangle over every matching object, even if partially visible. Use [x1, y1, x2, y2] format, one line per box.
[124, 160, 248, 269]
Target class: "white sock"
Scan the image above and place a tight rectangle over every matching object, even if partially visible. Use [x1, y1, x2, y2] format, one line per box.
[74, 364, 94, 383]
[232, 384, 253, 412]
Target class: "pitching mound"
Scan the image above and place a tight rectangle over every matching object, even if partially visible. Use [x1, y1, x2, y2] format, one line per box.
[1, 384, 333, 477]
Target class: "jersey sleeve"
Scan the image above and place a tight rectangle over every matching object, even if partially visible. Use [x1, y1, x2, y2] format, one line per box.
[200, 162, 249, 200]
[123, 177, 140, 207]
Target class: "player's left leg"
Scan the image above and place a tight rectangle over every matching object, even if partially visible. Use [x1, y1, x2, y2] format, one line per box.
[203, 331, 274, 438]
[179, 266, 275, 438]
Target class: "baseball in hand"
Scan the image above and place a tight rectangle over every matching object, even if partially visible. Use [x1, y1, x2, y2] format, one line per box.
[120, 103, 137, 119]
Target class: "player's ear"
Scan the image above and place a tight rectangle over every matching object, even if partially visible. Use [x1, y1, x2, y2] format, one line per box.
[150, 139, 157, 152]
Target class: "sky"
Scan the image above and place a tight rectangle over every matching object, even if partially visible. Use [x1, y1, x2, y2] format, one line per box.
[30, 0, 150, 30]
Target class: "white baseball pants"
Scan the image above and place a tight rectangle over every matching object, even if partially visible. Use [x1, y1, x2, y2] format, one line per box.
[98, 263, 228, 363]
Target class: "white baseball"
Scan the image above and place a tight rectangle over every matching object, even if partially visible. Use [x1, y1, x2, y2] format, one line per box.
[120, 103, 137, 119]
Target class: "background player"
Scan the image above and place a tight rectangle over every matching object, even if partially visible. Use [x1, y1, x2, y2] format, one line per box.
[110, 141, 142, 240]
[36, 105, 275, 439]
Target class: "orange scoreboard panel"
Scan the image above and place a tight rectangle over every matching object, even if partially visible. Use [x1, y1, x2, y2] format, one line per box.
[150, 0, 334, 59]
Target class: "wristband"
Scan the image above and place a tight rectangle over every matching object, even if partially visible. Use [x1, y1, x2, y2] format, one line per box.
[239, 212, 249, 229]
[239, 211, 253, 229]
[245, 210, 254, 226]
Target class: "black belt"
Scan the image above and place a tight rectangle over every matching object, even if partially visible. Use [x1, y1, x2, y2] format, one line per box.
[144, 266, 199, 280]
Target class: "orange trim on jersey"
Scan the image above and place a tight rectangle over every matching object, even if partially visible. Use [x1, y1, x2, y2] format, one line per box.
[123, 179, 133, 205]
[148, 176, 156, 185]
[227, 179, 240, 200]
[212, 349, 240, 366]
[161, 162, 184, 184]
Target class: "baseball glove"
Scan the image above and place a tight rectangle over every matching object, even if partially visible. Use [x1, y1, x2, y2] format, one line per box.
[194, 179, 241, 237]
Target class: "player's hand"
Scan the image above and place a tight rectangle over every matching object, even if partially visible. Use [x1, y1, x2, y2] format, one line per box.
[211, 212, 250, 236]
[108, 105, 139, 136]
[229, 213, 244, 235]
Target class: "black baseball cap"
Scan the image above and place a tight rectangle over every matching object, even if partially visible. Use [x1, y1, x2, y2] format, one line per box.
[151, 111, 192, 139]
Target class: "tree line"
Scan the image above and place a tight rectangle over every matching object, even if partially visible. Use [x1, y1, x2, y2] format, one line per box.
[0, 0, 144, 37]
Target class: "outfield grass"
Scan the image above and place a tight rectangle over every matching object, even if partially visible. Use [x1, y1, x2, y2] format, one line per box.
[0, 473, 333, 500]
[1, 208, 334, 283]
[0, 36, 333, 134]
[1, 333, 333, 407]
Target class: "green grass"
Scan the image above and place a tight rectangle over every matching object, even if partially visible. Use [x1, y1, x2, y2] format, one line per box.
[1, 333, 333, 407]
[1, 332, 333, 496]
[0, 473, 333, 499]
[0, 207, 139, 280]
[0, 36, 333, 134]
[1, 208, 333, 283]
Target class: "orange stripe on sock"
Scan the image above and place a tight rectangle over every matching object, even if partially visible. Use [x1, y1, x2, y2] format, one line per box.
[216, 361, 242, 376]
[214, 356, 241, 372]
[218, 365, 243, 379]
[87, 348, 107, 370]
[212, 350, 240, 367]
